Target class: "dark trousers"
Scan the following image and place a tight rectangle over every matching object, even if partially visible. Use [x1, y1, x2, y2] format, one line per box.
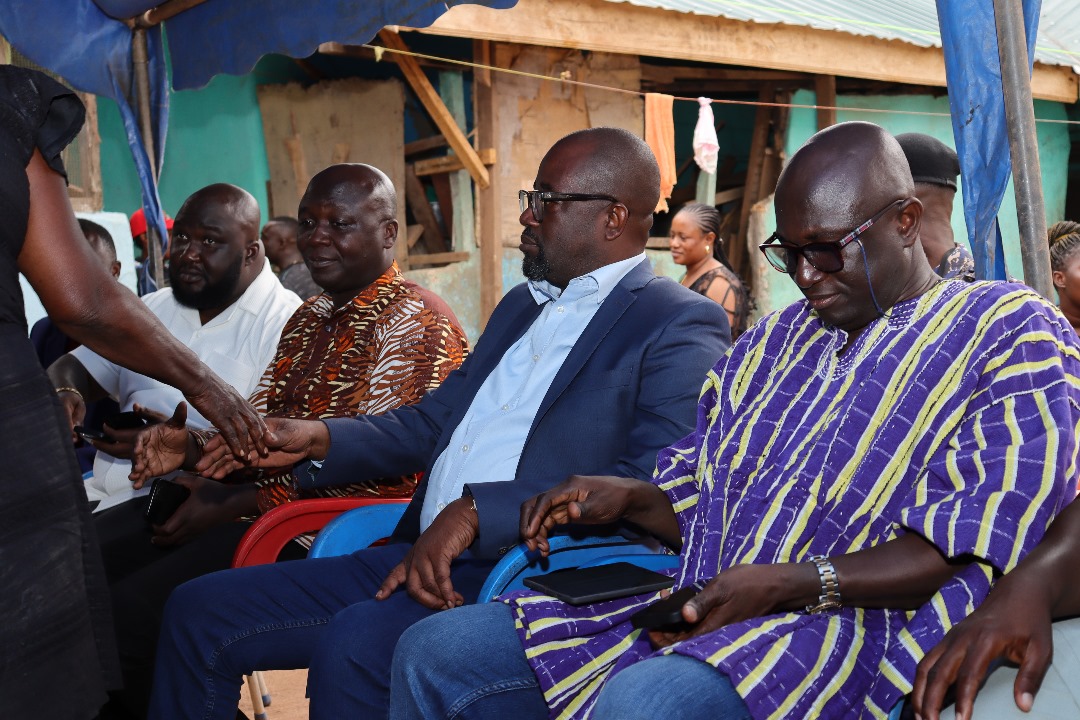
[148, 544, 497, 720]
[93, 498, 306, 719]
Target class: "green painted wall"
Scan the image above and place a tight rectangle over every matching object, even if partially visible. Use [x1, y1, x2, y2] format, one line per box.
[98, 72, 271, 223]
[753, 90, 1071, 315]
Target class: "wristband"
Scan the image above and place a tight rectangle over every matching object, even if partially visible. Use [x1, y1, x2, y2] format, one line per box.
[55, 386, 84, 401]
[805, 555, 841, 614]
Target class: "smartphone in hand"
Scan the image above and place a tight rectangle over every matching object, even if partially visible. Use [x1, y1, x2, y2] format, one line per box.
[143, 477, 191, 525]
[74, 425, 110, 442]
[630, 585, 700, 630]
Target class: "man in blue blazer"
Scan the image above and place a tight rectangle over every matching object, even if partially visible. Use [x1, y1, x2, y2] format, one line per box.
[147, 127, 731, 720]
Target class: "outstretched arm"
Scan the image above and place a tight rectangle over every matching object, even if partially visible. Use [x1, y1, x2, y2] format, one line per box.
[19, 149, 266, 459]
[912, 497, 1080, 720]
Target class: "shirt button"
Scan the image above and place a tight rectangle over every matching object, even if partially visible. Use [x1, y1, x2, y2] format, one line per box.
[324, 324, 333, 332]
[502, 404, 510, 411]
[437, 502, 446, 510]
[461, 444, 469, 452]
[532, 354, 540, 362]
[557, 306, 565, 313]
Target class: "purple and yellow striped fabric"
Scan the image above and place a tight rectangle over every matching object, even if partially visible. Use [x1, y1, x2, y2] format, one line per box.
[503, 280, 1080, 720]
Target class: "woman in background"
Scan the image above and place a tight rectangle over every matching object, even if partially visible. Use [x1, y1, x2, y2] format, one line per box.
[669, 202, 751, 338]
[0, 65, 266, 718]
[1049, 220, 1080, 336]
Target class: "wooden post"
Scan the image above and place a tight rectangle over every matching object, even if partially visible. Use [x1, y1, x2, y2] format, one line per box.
[439, 71, 476, 253]
[474, 40, 502, 327]
[814, 75, 837, 130]
[736, 86, 774, 274]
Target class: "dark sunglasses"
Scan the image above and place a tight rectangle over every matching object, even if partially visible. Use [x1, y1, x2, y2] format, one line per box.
[518, 189, 618, 223]
[759, 199, 905, 275]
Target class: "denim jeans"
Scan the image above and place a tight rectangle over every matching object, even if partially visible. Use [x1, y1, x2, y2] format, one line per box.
[149, 542, 495, 720]
[390, 602, 753, 720]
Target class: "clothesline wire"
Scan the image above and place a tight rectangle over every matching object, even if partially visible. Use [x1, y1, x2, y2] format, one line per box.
[365, 43, 1080, 126]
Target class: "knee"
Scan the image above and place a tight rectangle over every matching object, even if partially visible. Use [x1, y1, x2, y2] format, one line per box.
[393, 609, 473, 682]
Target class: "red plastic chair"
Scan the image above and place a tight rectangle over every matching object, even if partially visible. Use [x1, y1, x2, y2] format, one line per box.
[231, 496, 411, 718]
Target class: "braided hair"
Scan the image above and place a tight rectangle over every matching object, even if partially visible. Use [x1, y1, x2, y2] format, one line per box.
[676, 203, 736, 274]
[1048, 220, 1080, 272]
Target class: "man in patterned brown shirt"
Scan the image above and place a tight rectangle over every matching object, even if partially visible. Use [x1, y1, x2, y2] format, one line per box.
[96, 163, 468, 720]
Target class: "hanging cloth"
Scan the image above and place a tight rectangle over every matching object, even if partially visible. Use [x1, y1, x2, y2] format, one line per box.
[645, 92, 676, 213]
[692, 97, 719, 175]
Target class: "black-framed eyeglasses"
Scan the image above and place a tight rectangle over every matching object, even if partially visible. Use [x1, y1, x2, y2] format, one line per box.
[519, 189, 618, 223]
[758, 199, 905, 275]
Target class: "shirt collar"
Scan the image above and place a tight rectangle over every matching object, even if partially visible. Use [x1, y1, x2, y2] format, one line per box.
[527, 253, 647, 306]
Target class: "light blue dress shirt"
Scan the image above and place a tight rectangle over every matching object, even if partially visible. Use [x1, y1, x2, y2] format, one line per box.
[418, 253, 648, 531]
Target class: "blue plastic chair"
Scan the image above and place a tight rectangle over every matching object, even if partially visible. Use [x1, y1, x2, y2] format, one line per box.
[476, 534, 678, 602]
[308, 502, 410, 559]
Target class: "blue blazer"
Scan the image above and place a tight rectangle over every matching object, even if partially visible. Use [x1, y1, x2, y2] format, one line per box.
[313, 259, 730, 558]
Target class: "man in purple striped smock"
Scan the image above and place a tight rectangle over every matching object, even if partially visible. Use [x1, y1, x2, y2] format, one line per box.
[387, 122, 1080, 720]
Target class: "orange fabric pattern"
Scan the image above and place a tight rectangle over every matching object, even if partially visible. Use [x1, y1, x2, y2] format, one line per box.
[248, 263, 468, 514]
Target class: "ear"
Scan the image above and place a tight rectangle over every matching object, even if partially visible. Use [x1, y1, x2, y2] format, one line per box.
[1053, 269, 1066, 289]
[896, 198, 923, 249]
[110, 261, 122, 280]
[383, 220, 399, 249]
[703, 231, 717, 245]
[604, 203, 630, 241]
[244, 239, 260, 263]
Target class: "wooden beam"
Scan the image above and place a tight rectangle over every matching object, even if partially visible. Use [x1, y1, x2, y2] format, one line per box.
[408, 251, 472, 266]
[405, 134, 448, 156]
[814, 75, 837, 130]
[417, 0, 1078, 102]
[474, 39, 502, 326]
[377, 30, 491, 188]
[641, 65, 811, 83]
[406, 224, 425, 249]
[414, 148, 497, 177]
[404, 163, 445, 253]
[714, 187, 744, 205]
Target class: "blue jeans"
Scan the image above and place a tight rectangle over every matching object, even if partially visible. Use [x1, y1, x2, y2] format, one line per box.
[390, 602, 753, 720]
[149, 543, 495, 720]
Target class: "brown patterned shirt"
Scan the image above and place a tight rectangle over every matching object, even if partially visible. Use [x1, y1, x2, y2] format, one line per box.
[248, 262, 467, 513]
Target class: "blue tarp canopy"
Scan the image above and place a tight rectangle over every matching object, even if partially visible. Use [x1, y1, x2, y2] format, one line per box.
[0, 0, 516, 291]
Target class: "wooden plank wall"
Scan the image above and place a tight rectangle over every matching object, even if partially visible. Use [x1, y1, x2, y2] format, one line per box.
[257, 78, 407, 263]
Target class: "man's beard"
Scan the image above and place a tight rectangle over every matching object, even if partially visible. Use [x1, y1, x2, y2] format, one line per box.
[522, 242, 551, 282]
[170, 254, 245, 311]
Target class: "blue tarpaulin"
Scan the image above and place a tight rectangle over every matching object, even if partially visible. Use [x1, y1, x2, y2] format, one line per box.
[937, 0, 1041, 281]
[0, 0, 516, 291]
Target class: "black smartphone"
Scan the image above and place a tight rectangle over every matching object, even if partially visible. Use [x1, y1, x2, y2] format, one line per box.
[630, 585, 699, 630]
[105, 411, 150, 430]
[522, 562, 674, 606]
[144, 477, 191, 525]
[74, 425, 110, 442]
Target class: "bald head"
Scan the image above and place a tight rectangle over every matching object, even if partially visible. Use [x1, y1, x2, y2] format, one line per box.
[546, 127, 661, 229]
[170, 183, 263, 322]
[304, 164, 397, 221]
[776, 122, 913, 225]
[297, 163, 399, 307]
[178, 183, 261, 243]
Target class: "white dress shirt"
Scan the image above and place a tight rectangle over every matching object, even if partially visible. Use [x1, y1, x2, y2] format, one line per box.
[419, 254, 646, 530]
[75, 260, 302, 509]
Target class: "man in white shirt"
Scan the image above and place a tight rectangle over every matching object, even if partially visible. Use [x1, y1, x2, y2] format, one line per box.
[47, 183, 301, 510]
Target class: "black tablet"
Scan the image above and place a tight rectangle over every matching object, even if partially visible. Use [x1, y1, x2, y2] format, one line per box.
[522, 562, 674, 606]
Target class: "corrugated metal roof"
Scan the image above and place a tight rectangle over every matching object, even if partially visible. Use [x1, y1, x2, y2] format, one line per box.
[605, 0, 1080, 71]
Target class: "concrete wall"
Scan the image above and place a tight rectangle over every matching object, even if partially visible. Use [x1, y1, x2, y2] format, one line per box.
[749, 90, 1071, 317]
[493, 44, 644, 294]
[99, 72, 272, 225]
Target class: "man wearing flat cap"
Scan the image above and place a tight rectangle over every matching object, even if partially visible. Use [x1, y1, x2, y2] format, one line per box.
[896, 132, 974, 280]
